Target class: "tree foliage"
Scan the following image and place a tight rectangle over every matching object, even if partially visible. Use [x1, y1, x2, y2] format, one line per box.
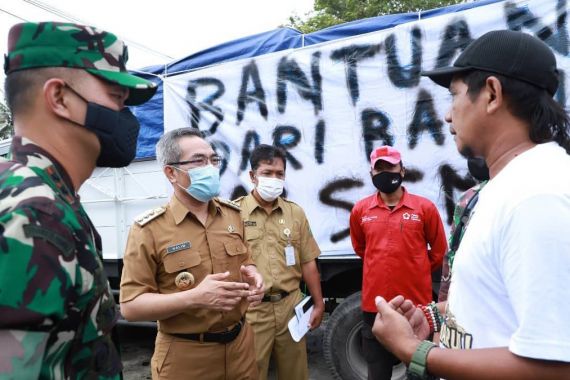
[288, 0, 466, 33]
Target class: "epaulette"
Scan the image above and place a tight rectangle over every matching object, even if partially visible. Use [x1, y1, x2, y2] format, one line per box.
[134, 207, 167, 226]
[215, 197, 241, 211]
[232, 195, 245, 205]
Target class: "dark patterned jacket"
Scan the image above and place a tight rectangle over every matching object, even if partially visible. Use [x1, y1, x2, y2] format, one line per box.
[0, 137, 121, 379]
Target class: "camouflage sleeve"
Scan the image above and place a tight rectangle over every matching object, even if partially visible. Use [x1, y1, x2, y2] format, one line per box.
[438, 205, 462, 302]
[0, 330, 48, 379]
[438, 252, 452, 302]
[0, 205, 75, 376]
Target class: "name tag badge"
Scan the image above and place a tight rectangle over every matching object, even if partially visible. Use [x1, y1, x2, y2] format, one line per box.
[285, 245, 295, 266]
[166, 241, 191, 254]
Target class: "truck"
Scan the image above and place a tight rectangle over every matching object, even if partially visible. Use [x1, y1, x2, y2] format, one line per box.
[3, 0, 567, 378]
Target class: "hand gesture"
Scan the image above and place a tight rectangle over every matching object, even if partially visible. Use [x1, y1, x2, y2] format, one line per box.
[372, 296, 420, 362]
[240, 265, 265, 307]
[389, 295, 431, 340]
[191, 272, 250, 311]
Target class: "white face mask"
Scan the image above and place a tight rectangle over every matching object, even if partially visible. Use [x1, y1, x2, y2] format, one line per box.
[256, 176, 285, 202]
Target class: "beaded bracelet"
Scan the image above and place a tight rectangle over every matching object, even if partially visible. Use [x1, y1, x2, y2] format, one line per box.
[419, 305, 434, 334]
[419, 302, 443, 334]
[427, 302, 444, 332]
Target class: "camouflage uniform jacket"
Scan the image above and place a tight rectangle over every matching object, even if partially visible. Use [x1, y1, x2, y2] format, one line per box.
[438, 181, 488, 302]
[0, 137, 121, 379]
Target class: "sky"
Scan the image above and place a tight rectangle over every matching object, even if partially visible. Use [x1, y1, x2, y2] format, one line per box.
[0, 0, 315, 96]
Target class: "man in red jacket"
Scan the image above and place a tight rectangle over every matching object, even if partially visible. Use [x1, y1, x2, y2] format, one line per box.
[349, 145, 447, 380]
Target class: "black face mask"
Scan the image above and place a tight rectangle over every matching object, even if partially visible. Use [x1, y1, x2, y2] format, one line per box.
[467, 157, 490, 182]
[372, 171, 402, 194]
[64, 84, 140, 168]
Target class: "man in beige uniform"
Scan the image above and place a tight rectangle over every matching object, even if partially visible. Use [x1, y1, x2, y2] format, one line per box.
[120, 128, 264, 380]
[235, 144, 324, 380]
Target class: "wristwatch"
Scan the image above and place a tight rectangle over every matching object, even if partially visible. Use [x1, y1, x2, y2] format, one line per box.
[406, 340, 437, 380]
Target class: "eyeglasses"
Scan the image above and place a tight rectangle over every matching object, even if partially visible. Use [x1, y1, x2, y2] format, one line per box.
[168, 155, 222, 168]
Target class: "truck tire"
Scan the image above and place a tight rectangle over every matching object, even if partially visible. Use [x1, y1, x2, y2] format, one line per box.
[323, 292, 406, 380]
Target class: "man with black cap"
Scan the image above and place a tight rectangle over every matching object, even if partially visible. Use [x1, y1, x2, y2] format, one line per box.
[372, 30, 570, 379]
[0, 22, 157, 379]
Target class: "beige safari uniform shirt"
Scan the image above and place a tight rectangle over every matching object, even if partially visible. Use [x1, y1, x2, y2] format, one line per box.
[120, 195, 254, 334]
[235, 194, 320, 293]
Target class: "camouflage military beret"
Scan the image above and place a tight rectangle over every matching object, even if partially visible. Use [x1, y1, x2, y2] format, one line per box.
[4, 22, 157, 106]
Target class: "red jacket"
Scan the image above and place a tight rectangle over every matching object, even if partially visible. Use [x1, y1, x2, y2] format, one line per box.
[350, 188, 447, 312]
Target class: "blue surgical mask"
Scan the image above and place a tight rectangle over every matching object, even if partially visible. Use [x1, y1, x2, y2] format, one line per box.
[174, 165, 220, 202]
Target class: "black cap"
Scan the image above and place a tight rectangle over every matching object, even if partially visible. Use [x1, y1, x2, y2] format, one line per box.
[421, 30, 559, 96]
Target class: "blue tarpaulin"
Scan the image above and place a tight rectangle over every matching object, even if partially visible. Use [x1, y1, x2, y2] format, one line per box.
[132, 0, 502, 159]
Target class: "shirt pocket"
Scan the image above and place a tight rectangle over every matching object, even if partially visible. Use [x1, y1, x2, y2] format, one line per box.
[400, 219, 423, 232]
[362, 218, 386, 235]
[223, 239, 248, 257]
[399, 219, 426, 257]
[278, 225, 301, 266]
[278, 224, 301, 244]
[162, 250, 202, 291]
[244, 228, 263, 259]
[163, 249, 202, 273]
[223, 237, 249, 283]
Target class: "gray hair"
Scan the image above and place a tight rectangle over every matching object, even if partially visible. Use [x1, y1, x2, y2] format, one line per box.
[155, 128, 203, 167]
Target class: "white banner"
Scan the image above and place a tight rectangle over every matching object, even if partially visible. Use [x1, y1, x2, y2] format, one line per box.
[163, 0, 570, 256]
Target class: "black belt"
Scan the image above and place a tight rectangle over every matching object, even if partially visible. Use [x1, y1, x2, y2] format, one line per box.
[172, 319, 243, 344]
[262, 291, 290, 303]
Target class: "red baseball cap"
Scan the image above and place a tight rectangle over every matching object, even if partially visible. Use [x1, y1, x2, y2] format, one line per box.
[370, 146, 401, 168]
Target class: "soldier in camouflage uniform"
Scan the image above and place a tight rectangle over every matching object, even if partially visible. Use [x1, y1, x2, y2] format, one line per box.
[438, 157, 489, 302]
[437, 182, 485, 302]
[0, 22, 157, 379]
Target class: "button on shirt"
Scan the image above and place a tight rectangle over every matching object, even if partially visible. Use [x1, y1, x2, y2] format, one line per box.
[237, 194, 320, 294]
[120, 195, 254, 334]
[350, 188, 447, 312]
